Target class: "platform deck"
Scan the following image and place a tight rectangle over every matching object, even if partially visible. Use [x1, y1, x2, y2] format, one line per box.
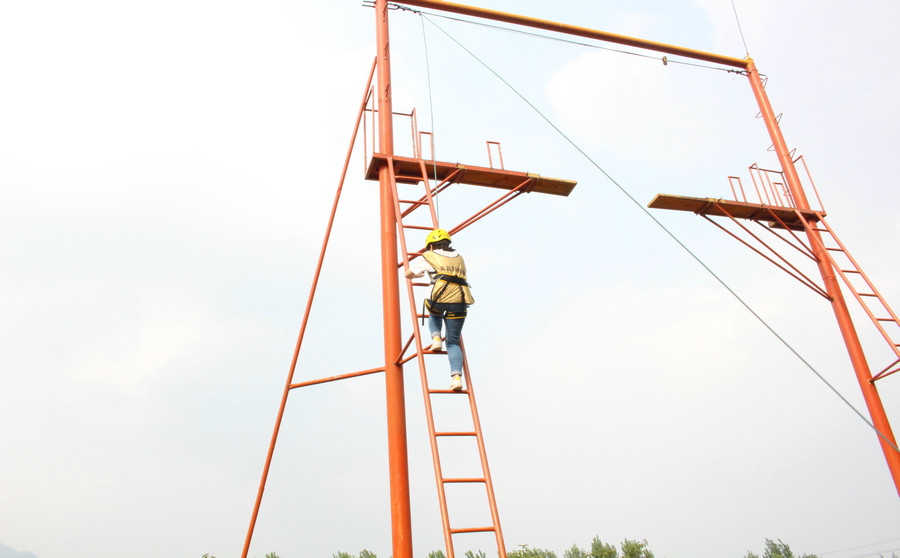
[366, 154, 576, 197]
[648, 193, 824, 230]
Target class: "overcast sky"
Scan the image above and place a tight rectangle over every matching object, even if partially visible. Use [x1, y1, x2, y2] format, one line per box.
[2, 1, 900, 558]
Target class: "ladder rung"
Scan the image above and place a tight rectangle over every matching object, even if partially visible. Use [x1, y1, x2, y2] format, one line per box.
[435, 431, 477, 437]
[443, 477, 486, 484]
[826, 247, 842, 251]
[812, 227, 828, 232]
[429, 388, 468, 394]
[411, 282, 429, 287]
[840, 269, 861, 274]
[399, 199, 428, 205]
[403, 224, 433, 230]
[860, 293, 878, 297]
[450, 527, 496, 535]
[876, 318, 899, 322]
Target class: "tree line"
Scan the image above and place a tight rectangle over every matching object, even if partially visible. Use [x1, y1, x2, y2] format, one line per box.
[207, 536, 818, 558]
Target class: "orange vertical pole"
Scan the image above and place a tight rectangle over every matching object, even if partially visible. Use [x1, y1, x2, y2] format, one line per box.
[375, 1, 415, 557]
[746, 60, 900, 496]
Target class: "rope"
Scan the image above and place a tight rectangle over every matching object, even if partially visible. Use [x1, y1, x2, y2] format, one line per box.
[730, 0, 751, 58]
[418, 12, 441, 225]
[415, 12, 900, 455]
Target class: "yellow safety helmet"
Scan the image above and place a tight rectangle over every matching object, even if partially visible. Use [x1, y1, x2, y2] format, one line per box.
[425, 228, 451, 247]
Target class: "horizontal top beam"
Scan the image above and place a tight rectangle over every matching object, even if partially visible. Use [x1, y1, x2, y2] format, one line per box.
[396, 0, 750, 69]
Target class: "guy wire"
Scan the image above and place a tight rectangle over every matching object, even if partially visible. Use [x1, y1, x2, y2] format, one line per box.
[730, 0, 752, 57]
[419, 11, 441, 225]
[417, 12, 899, 454]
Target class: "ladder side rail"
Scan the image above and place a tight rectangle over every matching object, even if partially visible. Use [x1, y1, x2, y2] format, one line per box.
[388, 156, 458, 558]
[367, 95, 377, 167]
[417, 158, 440, 225]
[795, 211, 900, 397]
[418, 130, 442, 197]
[816, 216, 900, 325]
[363, 88, 375, 174]
[812, 216, 900, 362]
[406, 168, 464, 220]
[420, 131, 434, 160]
[399, 169, 465, 244]
[407, 273, 457, 558]
[405, 168, 465, 219]
[389, 158, 431, 265]
[394, 171, 435, 221]
[242, 57, 379, 558]
[459, 339, 507, 558]
[795, 210, 900, 367]
[393, 154, 509, 557]
[363, 106, 369, 172]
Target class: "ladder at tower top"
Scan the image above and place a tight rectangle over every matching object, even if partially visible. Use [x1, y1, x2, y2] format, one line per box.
[798, 211, 900, 381]
[385, 154, 508, 558]
[648, 184, 900, 383]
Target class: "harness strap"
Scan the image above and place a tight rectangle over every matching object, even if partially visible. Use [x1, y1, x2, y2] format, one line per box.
[433, 274, 469, 287]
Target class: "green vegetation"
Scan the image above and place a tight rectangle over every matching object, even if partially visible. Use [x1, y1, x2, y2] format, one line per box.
[556, 537, 652, 558]
[744, 538, 818, 558]
[203, 536, 818, 558]
[334, 550, 377, 558]
[508, 544, 557, 558]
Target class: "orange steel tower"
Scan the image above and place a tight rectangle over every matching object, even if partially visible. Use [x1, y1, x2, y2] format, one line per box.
[388, 0, 900, 499]
[242, 2, 900, 558]
[241, 2, 578, 558]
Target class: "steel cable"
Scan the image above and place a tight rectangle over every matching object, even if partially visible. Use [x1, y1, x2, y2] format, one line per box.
[406, 10, 899, 454]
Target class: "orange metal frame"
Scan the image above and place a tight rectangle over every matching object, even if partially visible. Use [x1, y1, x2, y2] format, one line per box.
[242, 2, 900, 557]
[393, 0, 899, 500]
[387, 154, 509, 558]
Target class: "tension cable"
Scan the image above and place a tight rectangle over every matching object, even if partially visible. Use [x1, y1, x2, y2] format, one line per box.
[414, 11, 898, 454]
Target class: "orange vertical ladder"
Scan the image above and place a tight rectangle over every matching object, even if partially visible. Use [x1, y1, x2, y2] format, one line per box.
[385, 155, 508, 558]
[798, 211, 900, 381]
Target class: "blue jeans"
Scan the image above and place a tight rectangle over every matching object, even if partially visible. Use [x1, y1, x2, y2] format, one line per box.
[429, 312, 465, 375]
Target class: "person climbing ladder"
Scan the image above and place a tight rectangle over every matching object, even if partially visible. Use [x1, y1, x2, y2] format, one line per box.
[405, 228, 474, 391]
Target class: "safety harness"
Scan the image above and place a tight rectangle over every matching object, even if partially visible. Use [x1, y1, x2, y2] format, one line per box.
[421, 252, 473, 324]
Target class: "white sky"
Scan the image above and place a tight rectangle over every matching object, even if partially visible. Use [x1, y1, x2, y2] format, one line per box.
[2, 1, 900, 558]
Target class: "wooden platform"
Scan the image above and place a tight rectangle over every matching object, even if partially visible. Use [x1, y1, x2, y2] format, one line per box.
[366, 154, 576, 197]
[648, 193, 825, 231]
